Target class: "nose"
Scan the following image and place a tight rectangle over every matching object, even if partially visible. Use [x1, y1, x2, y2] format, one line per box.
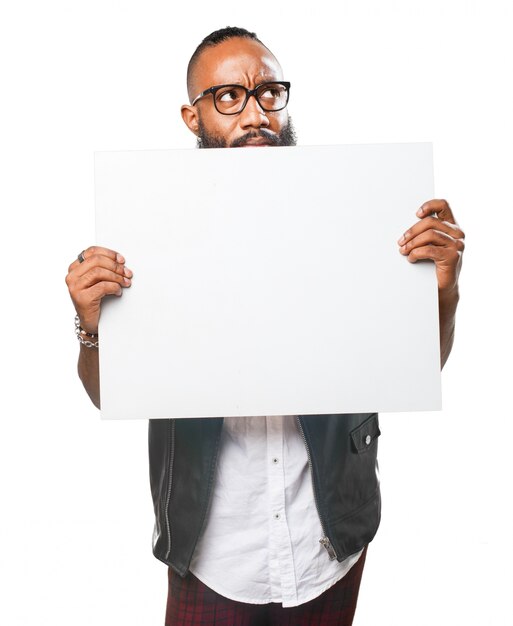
[239, 94, 270, 130]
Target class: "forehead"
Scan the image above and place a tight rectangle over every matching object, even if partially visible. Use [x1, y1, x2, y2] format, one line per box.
[192, 37, 283, 93]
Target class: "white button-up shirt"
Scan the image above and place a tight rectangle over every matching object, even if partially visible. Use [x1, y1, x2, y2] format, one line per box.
[189, 415, 363, 607]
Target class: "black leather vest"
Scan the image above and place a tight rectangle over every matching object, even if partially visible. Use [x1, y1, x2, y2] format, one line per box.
[149, 413, 381, 576]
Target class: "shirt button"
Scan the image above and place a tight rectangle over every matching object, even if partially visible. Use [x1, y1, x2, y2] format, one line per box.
[272, 457, 279, 464]
[274, 513, 280, 520]
[365, 435, 371, 445]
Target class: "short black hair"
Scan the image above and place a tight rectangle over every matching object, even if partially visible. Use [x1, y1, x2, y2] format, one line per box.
[186, 27, 264, 101]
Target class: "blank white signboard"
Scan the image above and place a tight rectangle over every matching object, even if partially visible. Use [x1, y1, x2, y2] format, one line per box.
[95, 144, 440, 419]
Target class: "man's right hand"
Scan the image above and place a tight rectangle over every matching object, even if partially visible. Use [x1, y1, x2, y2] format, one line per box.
[65, 246, 132, 334]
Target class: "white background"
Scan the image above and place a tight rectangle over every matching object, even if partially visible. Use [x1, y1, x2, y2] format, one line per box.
[1, 1, 511, 624]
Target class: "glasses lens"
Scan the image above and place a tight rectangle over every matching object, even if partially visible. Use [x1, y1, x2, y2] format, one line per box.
[256, 83, 289, 111]
[214, 86, 248, 114]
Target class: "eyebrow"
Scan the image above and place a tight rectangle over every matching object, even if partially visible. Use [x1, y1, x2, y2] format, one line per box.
[222, 76, 280, 85]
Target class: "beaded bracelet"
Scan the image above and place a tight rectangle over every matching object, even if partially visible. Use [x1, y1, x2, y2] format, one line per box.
[75, 315, 99, 349]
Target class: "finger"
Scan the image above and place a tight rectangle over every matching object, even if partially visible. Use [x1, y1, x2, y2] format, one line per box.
[68, 246, 125, 272]
[406, 244, 461, 265]
[74, 281, 125, 314]
[416, 199, 455, 223]
[72, 254, 133, 280]
[399, 229, 466, 255]
[86, 281, 125, 300]
[398, 217, 465, 245]
[73, 282, 125, 333]
[77, 267, 132, 289]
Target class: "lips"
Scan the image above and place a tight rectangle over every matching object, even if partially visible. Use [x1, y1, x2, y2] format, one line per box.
[240, 139, 272, 147]
[230, 131, 279, 148]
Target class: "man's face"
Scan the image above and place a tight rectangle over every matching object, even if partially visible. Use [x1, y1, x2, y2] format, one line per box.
[182, 37, 296, 148]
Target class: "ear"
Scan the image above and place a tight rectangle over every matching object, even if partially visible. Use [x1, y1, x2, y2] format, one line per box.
[181, 105, 200, 136]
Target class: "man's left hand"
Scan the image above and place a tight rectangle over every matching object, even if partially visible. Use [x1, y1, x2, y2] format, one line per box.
[398, 199, 465, 295]
[398, 199, 465, 367]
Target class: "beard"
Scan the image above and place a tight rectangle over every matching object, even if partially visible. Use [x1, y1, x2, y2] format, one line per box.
[197, 115, 298, 149]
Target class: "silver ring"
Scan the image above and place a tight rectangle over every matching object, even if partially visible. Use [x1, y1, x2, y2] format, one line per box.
[78, 250, 86, 263]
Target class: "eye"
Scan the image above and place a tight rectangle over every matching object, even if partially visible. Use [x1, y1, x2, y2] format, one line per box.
[217, 88, 242, 102]
[260, 87, 281, 99]
[258, 84, 287, 103]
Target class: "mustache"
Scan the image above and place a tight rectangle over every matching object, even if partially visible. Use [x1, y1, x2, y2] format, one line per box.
[230, 130, 281, 148]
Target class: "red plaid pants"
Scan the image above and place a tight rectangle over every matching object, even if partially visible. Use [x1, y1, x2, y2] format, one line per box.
[165, 546, 367, 626]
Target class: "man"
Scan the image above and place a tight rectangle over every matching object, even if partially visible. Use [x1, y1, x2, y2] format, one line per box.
[66, 27, 464, 626]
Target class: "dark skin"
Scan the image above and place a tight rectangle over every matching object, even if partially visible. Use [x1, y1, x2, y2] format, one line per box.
[181, 38, 289, 146]
[66, 37, 464, 408]
[398, 199, 464, 367]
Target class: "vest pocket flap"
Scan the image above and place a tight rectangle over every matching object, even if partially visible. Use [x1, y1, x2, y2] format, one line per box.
[350, 414, 381, 453]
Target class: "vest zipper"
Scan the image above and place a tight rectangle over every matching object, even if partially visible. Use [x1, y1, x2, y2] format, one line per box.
[296, 416, 338, 561]
[164, 419, 176, 560]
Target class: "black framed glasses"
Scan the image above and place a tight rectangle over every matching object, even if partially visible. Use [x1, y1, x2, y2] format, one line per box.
[191, 81, 291, 115]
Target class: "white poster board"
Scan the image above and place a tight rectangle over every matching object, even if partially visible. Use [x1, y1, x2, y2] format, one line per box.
[95, 144, 440, 419]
